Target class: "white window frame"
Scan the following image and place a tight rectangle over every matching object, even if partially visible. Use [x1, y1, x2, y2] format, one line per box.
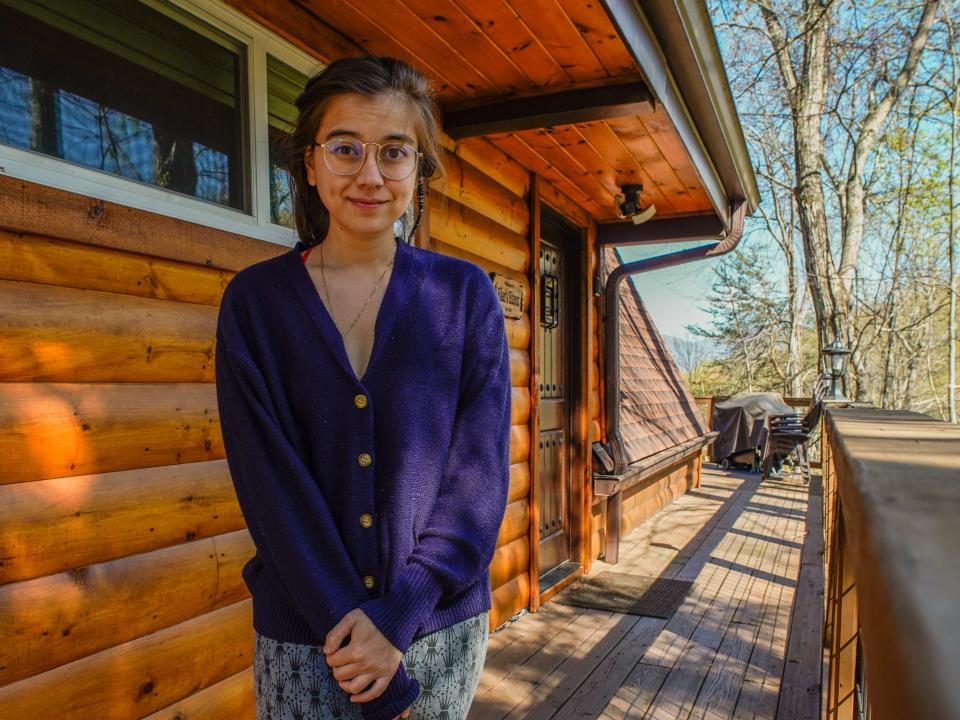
[0, 0, 324, 247]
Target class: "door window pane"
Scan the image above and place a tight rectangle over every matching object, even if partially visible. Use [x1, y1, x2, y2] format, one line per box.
[267, 55, 307, 228]
[0, 0, 247, 210]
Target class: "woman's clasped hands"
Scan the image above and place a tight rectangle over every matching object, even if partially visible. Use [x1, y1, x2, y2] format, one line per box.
[324, 608, 412, 719]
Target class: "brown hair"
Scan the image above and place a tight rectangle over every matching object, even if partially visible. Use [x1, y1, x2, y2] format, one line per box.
[279, 56, 443, 246]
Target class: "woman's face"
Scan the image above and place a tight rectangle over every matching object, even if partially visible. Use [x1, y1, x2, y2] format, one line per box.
[304, 92, 419, 244]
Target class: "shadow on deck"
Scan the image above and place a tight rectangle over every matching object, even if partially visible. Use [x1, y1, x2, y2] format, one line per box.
[468, 466, 824, 720]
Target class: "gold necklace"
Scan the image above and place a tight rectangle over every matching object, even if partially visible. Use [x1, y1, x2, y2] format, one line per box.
[319, 241, 396, 337]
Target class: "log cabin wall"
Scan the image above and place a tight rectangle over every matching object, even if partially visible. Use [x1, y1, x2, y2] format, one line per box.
[0, 174, 272, 718]
[428, 136, 535, 630]
[0, 130, 539, 715]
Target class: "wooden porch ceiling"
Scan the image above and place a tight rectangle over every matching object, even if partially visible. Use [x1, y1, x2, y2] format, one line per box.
[234, 0, 717, 222]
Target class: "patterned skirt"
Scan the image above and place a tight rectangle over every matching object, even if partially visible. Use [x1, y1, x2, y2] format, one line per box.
[253, 611, 489, 720]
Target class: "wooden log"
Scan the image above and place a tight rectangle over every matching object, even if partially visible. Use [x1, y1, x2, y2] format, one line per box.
[511, 387, 531, 425]
[429, 238, 530, 306]
[489, 536, 530, 590]
[0, 383, 223, 484]
[429, 192, 530, 274]
[510, 348, 531, 387]
[440, 135, 530, 199]
[489, 572, 530, 632]
[0, 599, 252, 718]
[433, 152, 529, 235]
[0, 231, 230, 305]
[496, 498, 529, 547]
[141, 667, 253, 720]
[589, 388, 600, 419]
[0, 279, 218, 382]
[0, 530, 252, 687]
[0, 459, 243, 586]
[508, 461, 531, 504]
[510, 424, 530, 465]
[505, 314, 531, 352]
[0, 175, 277, 272]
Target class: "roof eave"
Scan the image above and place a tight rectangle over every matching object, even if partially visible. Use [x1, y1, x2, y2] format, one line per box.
[602, 0, 760, 227]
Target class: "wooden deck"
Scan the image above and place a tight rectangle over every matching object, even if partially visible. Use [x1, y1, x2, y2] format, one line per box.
[468, 466, 824, 720]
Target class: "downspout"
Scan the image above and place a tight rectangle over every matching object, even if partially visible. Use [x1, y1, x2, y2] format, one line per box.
[599, 201, 746, 563]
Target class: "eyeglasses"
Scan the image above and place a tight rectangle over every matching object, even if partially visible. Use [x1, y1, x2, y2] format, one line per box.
[312, 139, 422, 180]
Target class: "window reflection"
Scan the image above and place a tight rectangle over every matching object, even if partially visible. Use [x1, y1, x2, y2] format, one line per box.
[0, 0, 246, 211]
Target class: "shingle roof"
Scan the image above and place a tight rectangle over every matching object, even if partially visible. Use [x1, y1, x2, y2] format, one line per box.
[603, 247, 710, 463]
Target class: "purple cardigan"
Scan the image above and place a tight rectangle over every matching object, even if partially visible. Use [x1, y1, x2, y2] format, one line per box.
[214, 237, 512, 720]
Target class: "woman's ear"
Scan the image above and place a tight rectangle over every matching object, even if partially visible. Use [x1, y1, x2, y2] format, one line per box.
[304, 147, 317, 187]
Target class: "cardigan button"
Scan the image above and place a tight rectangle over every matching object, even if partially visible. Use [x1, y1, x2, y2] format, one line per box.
[362, 575, 376, 589]
[357, 453, 372, 467]
[354, 394, 368, 409]
[359, 513, 374, 529]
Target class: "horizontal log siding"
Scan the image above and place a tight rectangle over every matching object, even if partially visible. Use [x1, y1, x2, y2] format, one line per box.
[0, 137, 538, 709]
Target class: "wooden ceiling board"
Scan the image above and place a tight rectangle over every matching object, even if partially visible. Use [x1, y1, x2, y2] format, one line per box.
[514, 128, 616, 215]
[261, 0, 716, 224]
[452, 0, 570, 87]
[487, 134, 607, 219]
[506, 0, 608, 83]
[298, 0, 482, 100]
[639, 108, 714, 212]
[554, 0, 637, 76]
[605, 115, 705, 215]
[541, 124, 624, 200]
[574, 120, 677, 215]
[398, 0, 534, 92]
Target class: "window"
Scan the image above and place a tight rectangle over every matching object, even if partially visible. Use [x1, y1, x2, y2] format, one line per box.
[267, 55, 308, 229]
[0, 0, 322, 244]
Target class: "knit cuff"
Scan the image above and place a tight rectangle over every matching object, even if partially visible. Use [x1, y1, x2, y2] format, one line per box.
[359, 663, 420, 720]
[360, 561, 444, 655]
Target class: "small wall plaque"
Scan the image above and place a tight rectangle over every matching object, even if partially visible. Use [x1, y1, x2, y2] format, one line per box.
[489, 272, 524, 319]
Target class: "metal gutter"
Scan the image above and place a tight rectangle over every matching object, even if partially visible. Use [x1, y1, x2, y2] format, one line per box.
[668, 0, 760, 211]
[598, 200, 746, 563]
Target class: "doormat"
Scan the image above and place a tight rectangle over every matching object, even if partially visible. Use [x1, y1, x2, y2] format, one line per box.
[554, 572, 693, 618]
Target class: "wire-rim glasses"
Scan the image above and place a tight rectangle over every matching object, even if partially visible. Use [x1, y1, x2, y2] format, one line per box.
[312, 139, 422, 180]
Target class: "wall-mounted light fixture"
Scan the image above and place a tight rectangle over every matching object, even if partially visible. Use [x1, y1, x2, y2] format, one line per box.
[615, 184, 656, 225]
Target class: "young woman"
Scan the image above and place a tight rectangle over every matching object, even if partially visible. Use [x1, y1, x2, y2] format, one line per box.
[214, 57, 512, 720]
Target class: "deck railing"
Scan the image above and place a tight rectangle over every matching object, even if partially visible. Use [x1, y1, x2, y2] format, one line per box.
[821, 405, 960, 720]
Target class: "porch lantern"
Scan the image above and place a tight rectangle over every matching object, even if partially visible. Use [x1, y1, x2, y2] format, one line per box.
[823, 336, 851, 401]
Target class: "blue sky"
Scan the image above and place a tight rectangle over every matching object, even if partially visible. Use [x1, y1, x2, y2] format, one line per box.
[615, 241, 723, 340]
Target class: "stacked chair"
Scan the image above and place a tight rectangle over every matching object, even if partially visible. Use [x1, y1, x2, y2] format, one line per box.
[759, 377, 826, 481]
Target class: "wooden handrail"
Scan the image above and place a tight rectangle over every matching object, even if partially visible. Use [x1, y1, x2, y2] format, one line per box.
[822, 406, 960, 720]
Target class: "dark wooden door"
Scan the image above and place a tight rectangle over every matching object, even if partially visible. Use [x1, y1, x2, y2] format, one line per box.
[537, 213, 579, 586]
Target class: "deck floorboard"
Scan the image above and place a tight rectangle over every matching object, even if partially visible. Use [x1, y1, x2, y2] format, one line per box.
[467, 467, 823, 720]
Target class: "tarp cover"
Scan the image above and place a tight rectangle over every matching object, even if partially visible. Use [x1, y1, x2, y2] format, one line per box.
[710, 392, 794, 462]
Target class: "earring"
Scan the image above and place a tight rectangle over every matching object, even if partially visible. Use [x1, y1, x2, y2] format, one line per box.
[407, 173, 426, 244]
